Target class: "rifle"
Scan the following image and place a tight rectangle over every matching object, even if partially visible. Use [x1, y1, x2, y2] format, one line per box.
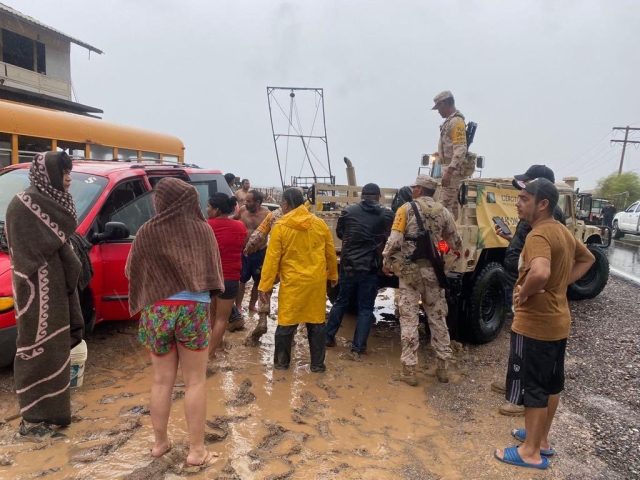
[408, 202, 449, 290]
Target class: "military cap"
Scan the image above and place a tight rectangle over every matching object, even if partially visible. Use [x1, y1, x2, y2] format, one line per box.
[410, 174, 437, 190]
[431, 91, 454, 109]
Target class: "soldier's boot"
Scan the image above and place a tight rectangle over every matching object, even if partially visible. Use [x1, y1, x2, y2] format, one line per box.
[400, 365, 418, 387]
[436, 359, 449, 384]
[491, 381, 507, 395]
[499, 402, 525, 416]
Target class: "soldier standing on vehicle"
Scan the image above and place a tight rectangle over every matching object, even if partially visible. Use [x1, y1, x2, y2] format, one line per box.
[382, 175, 462, 385]
[432, 91, 467, 220]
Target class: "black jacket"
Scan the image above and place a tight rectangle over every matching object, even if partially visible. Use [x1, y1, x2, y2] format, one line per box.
[503, 205, 566, 284]
[337, 200, 395, 275]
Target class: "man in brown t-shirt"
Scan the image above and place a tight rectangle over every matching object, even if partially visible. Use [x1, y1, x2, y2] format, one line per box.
[494, 178, 594, 470]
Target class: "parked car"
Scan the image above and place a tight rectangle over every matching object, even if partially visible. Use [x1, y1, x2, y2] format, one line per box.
[0, 161, 232, 367]
[612, 200, 640, 239]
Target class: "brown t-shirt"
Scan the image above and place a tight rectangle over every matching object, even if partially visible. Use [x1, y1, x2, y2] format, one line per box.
[512, 220, 592, 341]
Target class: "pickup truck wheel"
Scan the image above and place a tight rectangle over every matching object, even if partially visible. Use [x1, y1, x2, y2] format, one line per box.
[612, 221, 624, 239]
[467, 262, 508, 344]
[567, 246, 609, 300]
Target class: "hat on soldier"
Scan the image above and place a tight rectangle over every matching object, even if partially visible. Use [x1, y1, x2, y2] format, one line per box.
[520, 178, 559, 210]
[432, 91, 454, 109]
[410, 174, 437, 190]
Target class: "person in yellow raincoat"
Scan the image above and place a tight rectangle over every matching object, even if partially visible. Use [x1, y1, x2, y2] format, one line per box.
[258, 188, 338, 372]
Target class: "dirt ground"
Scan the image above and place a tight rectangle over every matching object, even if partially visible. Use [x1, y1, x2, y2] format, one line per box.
[0, 281, 635, 480]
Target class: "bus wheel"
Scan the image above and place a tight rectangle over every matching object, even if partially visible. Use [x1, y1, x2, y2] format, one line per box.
[467, 262, 508, 344]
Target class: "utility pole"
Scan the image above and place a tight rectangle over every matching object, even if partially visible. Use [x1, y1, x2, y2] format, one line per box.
[612, 126, 640, 176]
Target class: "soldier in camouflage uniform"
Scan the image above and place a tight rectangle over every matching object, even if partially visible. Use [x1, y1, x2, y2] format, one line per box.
[382, 175, 462, 386]
[432, 91, 468, 220]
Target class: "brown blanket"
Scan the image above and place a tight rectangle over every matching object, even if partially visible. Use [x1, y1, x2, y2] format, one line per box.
[5, 152, 82, 426]
[125, 178, 224, 314]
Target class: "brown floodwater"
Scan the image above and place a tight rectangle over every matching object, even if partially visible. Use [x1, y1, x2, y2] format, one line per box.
[0, 288, 568, 479]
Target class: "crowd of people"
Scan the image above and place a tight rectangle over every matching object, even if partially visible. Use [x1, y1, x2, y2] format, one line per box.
[3, 90, 597, 471]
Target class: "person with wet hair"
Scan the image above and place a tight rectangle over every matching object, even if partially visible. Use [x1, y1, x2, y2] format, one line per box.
[5, 151, 83, 440]
[206, 193, 247, 357]
[258, 188, 338, 372]
[224, 173, 237, 193]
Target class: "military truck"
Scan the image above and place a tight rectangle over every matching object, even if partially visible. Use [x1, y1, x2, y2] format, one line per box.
[310, 162, 611, 344]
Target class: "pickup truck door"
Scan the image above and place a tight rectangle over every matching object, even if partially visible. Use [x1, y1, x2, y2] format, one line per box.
[632, 203, 640, 233]
[621, 201, 640, 231]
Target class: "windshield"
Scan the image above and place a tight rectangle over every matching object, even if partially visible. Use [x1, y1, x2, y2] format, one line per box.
[0, 168, 108, 223]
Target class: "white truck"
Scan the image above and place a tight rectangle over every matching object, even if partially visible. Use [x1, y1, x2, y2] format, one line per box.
[612, 200, 640, 239]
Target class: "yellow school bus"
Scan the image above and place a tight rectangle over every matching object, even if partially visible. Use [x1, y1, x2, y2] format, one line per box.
[0, 100, 184, 168]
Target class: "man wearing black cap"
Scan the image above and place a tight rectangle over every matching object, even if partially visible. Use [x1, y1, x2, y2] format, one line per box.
[492, 165, 566, 416]
[326, 183, 394, 360]
[494, 178, 594, 470]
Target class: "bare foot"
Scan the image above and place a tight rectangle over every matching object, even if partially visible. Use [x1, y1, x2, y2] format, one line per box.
[185, 450, 220, 470]
[249, 305, 259, 312]
[151, 441, 172, 458]
[495, 446, 544, 466]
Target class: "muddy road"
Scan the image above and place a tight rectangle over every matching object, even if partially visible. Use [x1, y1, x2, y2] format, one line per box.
[0, 280, 637, 479]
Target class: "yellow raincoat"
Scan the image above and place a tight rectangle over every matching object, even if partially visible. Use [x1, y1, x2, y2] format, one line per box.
[258, 205, 338, 326]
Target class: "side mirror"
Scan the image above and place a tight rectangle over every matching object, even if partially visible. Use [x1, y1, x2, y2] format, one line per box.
[91, 222, 130, 244]
[476, 156, 485, 169]
[421, 154, 430, 166]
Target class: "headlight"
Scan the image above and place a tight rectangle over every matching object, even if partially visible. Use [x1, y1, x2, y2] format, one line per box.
[0, 297, 14, 313]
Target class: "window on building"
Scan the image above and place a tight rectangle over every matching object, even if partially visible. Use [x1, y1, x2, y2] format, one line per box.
[2, 29, 46, 74]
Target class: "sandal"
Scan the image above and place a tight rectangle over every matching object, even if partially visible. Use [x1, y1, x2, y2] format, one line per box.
[494, 446, 549, 469]
[511, 429, 555, 456]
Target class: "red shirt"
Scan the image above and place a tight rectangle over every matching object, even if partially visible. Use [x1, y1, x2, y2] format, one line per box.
[207, 218, 247, 280]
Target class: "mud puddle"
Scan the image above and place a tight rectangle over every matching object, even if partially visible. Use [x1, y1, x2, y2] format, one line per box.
[0, 284, 602, 479]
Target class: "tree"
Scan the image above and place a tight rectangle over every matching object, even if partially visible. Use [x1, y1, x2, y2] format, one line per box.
[596, 171, 640, 207]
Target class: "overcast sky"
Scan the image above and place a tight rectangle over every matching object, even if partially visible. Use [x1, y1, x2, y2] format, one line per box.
[11, 0, 640, 190]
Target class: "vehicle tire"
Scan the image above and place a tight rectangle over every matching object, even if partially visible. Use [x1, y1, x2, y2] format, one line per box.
[612, 221, 624, 239]
[567, 246, 609, 300]
[466, 262, 509, 344]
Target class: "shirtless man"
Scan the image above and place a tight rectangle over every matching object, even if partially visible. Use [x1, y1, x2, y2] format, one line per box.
[235, 190, 270, 316]
[234, 179, 251, 208]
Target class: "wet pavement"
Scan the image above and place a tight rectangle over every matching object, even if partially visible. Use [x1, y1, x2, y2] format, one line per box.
[0, 283, 636, 479]
[606, 239, 640, 283]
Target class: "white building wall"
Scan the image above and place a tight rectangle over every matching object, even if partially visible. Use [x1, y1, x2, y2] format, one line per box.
[45, 45, 71, 82]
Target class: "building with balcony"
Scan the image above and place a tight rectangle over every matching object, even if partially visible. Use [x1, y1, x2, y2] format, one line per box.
[0, 3, 103, 116]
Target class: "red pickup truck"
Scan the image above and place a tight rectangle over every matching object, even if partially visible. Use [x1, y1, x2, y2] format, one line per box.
[0, 161, 232, 367]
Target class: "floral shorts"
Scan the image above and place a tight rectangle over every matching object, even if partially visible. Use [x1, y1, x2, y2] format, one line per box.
[139, 302, 211, 356]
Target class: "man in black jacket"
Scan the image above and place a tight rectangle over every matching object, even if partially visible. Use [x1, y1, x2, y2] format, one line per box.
[326, 183, 394, 360]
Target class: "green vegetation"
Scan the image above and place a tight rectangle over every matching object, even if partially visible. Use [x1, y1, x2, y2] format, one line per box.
[596, 172, 640, 207]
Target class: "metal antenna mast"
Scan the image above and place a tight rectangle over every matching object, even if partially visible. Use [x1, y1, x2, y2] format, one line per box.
[266, 87, 334, 189]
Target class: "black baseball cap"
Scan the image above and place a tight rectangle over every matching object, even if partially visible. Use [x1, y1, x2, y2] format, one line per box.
[520, 178, 559, 210]
[512, 165, 555, 190]
[362, 183, 381, 196]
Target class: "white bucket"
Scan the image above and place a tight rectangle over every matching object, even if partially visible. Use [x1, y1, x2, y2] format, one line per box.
[70, 340, 87, 388]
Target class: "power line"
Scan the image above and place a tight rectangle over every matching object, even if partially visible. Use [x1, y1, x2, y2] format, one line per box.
[611, 126, 640, 176]
[556, 129, 613, 173]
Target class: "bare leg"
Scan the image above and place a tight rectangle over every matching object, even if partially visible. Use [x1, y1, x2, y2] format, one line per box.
[209, 297, 234, 358]
[236, 282, 247, 310]
[177, 343, 213, 465]
[541, 394, 559, 450]
[149, 348, 179, 457]
[249, 284, 259, 312]
[518, 407, 546, 465]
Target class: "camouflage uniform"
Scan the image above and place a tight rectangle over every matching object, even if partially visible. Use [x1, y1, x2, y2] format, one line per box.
[382, 179, 462, 372]
[433, 92, 468, 220]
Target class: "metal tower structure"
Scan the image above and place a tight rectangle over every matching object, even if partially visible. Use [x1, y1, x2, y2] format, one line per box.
[266, 87, 334, 189]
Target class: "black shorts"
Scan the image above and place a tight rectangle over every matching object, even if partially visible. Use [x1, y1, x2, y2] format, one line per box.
[241, 249, 266, 284]
[217, 280, 239, 300]
[505, 332, 567, 408]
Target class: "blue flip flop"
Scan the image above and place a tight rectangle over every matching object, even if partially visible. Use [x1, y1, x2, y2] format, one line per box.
[511, 429, 555, 456]
[494, 446, 550, 469]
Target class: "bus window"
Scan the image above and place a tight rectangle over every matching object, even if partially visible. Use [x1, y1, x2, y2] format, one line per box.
[117, 149, 138, 161]
[57, 140, 87, 159]
[0, 133, 10, 168]
[164, 155, 179, 164]
[91, 145, 114, 160]
[141, 152, 160, 163]
[18, 136, 51, 163]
